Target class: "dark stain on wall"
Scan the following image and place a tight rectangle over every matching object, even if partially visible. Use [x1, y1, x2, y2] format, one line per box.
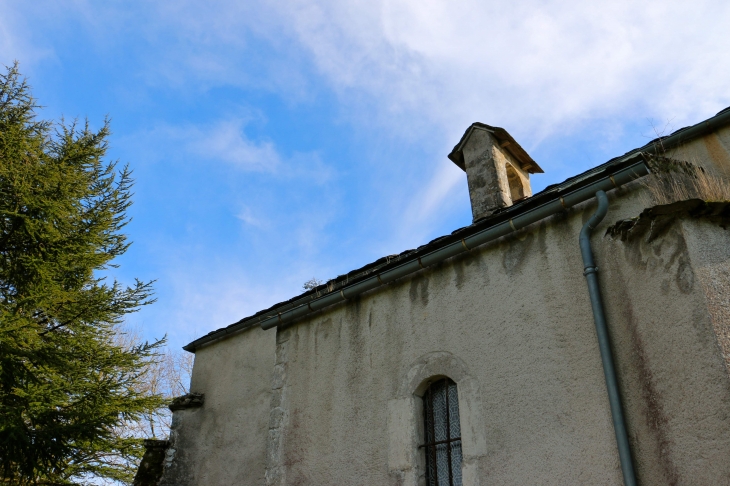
[662, 231, 695, 295]
[345, 295, 362, 320]
[537, 221, 548, 255]
[675, 254, 695, 294]
[409, 276, 430, 306]
[628, 314, 680, 486]
[453, 248, 490, 290]
[453, 259, 466, 289]
[622, 239, 649, 272]
[610, 240, 681, 484]
[344, 296, 368, 389]
[318, 316, 332, 341]
[502, 231, 534, 275]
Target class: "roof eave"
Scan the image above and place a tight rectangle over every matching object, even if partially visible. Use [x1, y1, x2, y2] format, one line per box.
[447, 123, 544, 174]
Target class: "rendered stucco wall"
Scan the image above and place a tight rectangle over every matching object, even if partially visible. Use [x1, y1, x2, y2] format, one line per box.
[164, 127, 730, 485]
[259, 186, 730, 486]
[668, 124, 730, 176]
[602, 216, 730, 484]
[164, 193, 730, 485]
[685, 218, 730, 372]
[159, 325, 275, 485]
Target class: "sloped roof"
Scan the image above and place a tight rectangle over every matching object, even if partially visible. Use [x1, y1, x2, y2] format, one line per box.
[184, 106, 730, 352]
[447, 123, 544, 174]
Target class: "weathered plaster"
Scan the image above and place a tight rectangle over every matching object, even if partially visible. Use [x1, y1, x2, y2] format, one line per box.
[265, 327, 293, 485]
[165, 185, 730, 485]
[602, 214, 730, 484]
[159, 325, 276, 485]
[162, 127, 730, 485]
[676, 218, 730, 375]
[254, 188, 647, 485]
[668, 125, 730, 176]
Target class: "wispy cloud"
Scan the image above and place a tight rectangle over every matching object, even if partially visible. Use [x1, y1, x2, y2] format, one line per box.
[7, 0, 730, 139]
[63, 0, 727, 138]
[111, 116, 345, 343]
[264, 0, 730, 136]
[381, 159, 467, 253]
[4, 0, 729, 346]
[126, 241, 344, 347]
[0, 4, 55, 69]
[107, 0, 730, 246]
[141, 269, 295, 346]
[186, 120, 281, 171]
[236, 206, 267, 228]
[131, 119, 337, 186]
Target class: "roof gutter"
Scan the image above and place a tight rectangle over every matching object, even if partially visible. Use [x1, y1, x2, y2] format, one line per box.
[183, 106, 730, 352]
[256, 161, 649, 331]
[181, 155, 651, 352]
[629, 106, 730, 158]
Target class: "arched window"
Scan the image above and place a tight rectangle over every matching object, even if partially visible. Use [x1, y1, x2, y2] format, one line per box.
[420, 378, 462, 486]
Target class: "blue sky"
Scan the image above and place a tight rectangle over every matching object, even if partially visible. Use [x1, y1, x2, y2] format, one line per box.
[2, 0, 729, 350]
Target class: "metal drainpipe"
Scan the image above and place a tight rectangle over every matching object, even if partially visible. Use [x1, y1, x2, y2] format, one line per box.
[580, 190, 636, 486]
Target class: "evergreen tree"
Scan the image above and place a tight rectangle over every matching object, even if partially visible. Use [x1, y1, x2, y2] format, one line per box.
[0, 63, 164, 485]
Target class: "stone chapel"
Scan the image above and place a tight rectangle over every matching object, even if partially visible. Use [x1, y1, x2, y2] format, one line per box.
[137, 107, 730, 486]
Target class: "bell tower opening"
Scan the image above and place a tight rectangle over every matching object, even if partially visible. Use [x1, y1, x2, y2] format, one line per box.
[505, 163, 525, 203]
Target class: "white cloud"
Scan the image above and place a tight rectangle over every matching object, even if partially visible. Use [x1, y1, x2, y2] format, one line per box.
[103, 0, 730, 243]
[387, 158, 466, 251]
[9, 0, 729, 142]
[131, 119, 336, 185]
[0, 4, 54, 70]
[186, 120, 281, 171]
[129, 251, 342, 347]
[9, 0, 730, 133]
[236, 206, 267, 228]
[161, 271, 293, 346]
[128, 118, 325, 176]
[6, 0, 730, 343]
[264, 0, 730, 137]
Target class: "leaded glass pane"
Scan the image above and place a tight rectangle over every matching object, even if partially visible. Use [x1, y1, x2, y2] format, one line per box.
[447, 382, 460, 440]
[435, 443, 449, 485]
[426, 446, 436, 486]
[424, 395, 435, 444]
[421, 378, 463, 486]
[450, 440, 463, 486]
[432, 382, 448, 442]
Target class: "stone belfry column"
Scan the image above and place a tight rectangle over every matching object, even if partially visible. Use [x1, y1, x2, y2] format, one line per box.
[448, 123, 543, 221]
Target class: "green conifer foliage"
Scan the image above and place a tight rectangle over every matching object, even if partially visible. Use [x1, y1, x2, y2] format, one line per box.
[0, 63, 164, 485]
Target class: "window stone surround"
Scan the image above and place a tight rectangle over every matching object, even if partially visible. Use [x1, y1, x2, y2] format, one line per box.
[388, 352, 487, 486]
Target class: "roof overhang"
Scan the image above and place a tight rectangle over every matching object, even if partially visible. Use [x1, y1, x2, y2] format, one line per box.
[184, 105, 730, 353]
[447, 123, 544, 174]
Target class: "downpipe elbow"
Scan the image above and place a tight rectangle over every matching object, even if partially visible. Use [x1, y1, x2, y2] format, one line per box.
[580, 190, 609, 271]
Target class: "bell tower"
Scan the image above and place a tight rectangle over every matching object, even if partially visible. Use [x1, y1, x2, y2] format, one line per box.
[448, 123, 543, 221]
